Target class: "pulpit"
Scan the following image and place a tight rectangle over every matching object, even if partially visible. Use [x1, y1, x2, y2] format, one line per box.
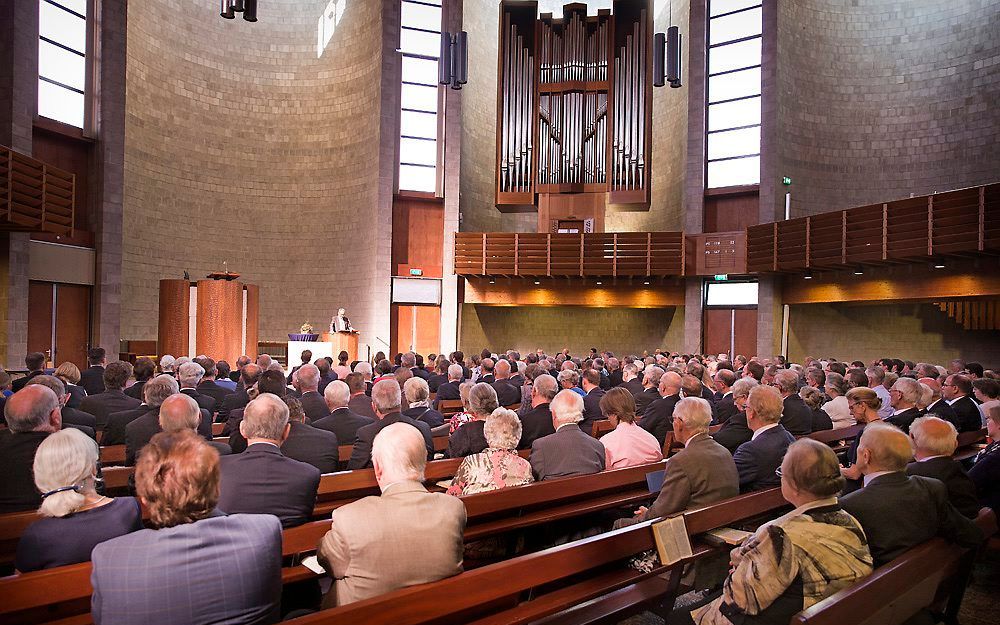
[158, 277, 259, 363]
[322, 331, 359, 362]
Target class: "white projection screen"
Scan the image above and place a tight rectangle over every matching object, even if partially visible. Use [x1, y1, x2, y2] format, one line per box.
[391, 277, 442, 305]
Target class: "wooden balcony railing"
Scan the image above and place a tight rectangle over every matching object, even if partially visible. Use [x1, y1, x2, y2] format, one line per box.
[746, 183, 1000, 273]
[0, 145, 75, 237]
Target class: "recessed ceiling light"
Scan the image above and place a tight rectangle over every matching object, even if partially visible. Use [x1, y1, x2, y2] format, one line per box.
[853, 266, 864, 275]
[804, 270, 813, 280]
[533, 280, 540, 285]
[643, 280, 650, 285]
[596, 281, 603, 285]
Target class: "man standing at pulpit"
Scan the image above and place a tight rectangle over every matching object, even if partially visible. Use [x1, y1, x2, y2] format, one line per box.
[332, 308, 353, 333]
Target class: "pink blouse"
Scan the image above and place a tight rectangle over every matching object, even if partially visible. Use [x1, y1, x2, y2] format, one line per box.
[599, 421, 664, 469]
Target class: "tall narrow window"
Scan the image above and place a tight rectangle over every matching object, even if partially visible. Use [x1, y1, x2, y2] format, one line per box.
[38, 0, 88, 128]
[398, 0, 442, 193]
[705, 0, 761, 189]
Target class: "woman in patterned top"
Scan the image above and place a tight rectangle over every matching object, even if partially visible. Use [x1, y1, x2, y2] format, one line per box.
[447, 381, 477, 434]
[676, 438, 873, 625]
[447, 408, 534, 496]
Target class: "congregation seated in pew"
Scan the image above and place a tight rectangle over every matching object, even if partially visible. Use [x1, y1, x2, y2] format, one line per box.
[446, 408, 533, 496]
[733, 385, 795, 492]
[905, 416, 981, 518]
[446, 382, 498, 458]
[0, 385, 65, 513]
[529, 389, 605, 481]
[597, 386, 663, 469]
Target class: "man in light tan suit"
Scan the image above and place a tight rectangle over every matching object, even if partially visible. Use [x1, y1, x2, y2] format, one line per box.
[616, 397, 739, 528]
[317, 422, 466, 607]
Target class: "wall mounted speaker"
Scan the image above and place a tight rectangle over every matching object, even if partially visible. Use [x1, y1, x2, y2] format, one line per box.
[666, 25, 682, 88]
[439, 33, 453, 85]
[243, 0, 258, 22]
[220, 0, 235, 19]
[653, 32, 665, 87]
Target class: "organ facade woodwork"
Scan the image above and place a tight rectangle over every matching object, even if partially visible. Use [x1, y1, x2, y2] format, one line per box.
[495, 1, 652, 230]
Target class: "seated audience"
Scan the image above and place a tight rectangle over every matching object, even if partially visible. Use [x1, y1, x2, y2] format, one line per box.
[618, 397, 736, 528]
[447, 408, 534, 495]
[799, 386, 833, 432]
[80, 361, 141, 431]
[711, 368, 738, 425]
[905, 416, 980, 518]
[973, 378, 999, 425]
[91, 430, 283, 625]
[969, 405, 1000, 512]
[271, 396, 338, 473]
[580, 368, 607, 434]
[773, 369, 813, 435]
[821, 372, 853, 428]
[529, 389, 605, 480]
[225, 369, 288, 442]
[177, 361, 215, 414]
[943, 373, 986, 432]
[159, 393, 231, 456]
[679, 439, 873, 625]
[426, 358, 449, 394]
[598, 387, 663, 469]
[402, 376, 445, 428]
[332, 350, 352, 380]
[346, 372, 378, 420]
[620, 362, 644, 397]
[919, 377, 959, 425]
[712, 377, 757, 453]
[0, 386, 63, 512]
[11, 352, 46, 393]
[217, 362, 261, 421]
[639, 371, 682, 448]
[192, 356, 234, 410]
[448, 383, 499, 458]
[26, 375, 96, 436]
[841, 422, 983, 566]
[318, 423, 465, 607]
[79, 347, 108, 396]
[291, 363, 330, 422]
[733, 385, 795, 492]
[215, 360, 237, 391]
[518, 373, 557, 448]
[125, 356, 156, 401]
[866, 366, 894, 419]
[123, 375, 181, 465]
[15, 428, 142, 572]
[347, 379, 434, 470]
[886, 376, 923, 432]
[218, 393, 322, 528]
[490, 358, 522, 407]
[446, 381, 477, 433]
[158, 354, 176, 376]
[433, 364, 464, 410]
[313, 380, 374, 445]
[54, 362, 87, 408]
[634, 367, 664, 415]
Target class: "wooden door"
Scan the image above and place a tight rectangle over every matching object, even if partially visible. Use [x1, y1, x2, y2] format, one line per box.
[704, 308, 759, 358]
[391, 304, 441, 358]
[54, 284, 91, 369]
[733, 309, 758, 359]
[28, 282, 54, 366]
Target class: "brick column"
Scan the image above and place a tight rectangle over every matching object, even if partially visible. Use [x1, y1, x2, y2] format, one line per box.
[683, 278, 702, 354]
[439, 0, 464, 355]
[756, 274, 783, 359]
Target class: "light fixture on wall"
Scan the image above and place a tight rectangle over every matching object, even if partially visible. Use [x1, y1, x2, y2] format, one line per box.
[439, 31, 469, 90]
[220, 0, 257, 22]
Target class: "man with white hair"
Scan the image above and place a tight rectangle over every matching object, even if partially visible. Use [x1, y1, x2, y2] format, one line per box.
[886, 376, 923, 432]
[905, 416, 980, 518]
[620, 362, 643, 397]
[347, 379, 434, 470]
[0, 385, 62, 512]
[841, 422, 982, 566]
[177, 361, 215, 414]
[773, 369, 813, 436]
[292, 363, 331, 422]
[218, 393, 321, 528]
[617, 398, 738, 527]
[122, 375, 187, 465]
[432, 364, 464, 410]
[159, 354, 176, 376]
[490, 359, 521, 407]
[313, 380, 375, 444]
[529, 389, 605, 480]
[519, 374, 558, 448]
[25, 375, 97, 435]
[634, 367, 664, 415]
[401, 352, 429, 381]
[639, 371, 682, 448]
[318, 423, 465, 607]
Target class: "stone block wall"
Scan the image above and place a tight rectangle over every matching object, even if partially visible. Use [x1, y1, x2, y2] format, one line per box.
[123, 0, 384, 344]
[459, 303, 686, 356]
[775, 0, 1000, 220]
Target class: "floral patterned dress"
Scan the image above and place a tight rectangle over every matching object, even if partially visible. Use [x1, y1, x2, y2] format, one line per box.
[447, 411, 476, 434]
[447, 448, 534, 496]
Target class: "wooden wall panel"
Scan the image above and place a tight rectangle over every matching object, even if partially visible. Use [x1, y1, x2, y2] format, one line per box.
[30, 126, 91, 247]
[392, 196, 444, 278]
[463, 277, 685, 307]
[245, 284, 259, 359]
[54, 284, 91, 369]
[27, 282, 54, 363]
[782, 271, 1000, 305]
[704, 309, 733, 358]
[157, 279, 190, 359]
[195, 280, 243, 365]
[734, 309, 757, 358]
[391, 304, 441, 357]
[704, 190, 759, 233]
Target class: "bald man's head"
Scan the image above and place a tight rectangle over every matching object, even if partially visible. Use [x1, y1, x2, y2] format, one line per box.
[659, 371, 682, 397]
[159, 393, 202, 433]
[5, 385, 61, 433]
[857, 422, 913, 473]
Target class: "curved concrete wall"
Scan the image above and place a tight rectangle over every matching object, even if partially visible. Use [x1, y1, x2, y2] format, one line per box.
[776, 0, 1000, 217]
[123, 0, 384, 344]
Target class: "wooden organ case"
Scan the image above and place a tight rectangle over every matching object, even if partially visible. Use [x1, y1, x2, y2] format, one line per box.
[495, 1, 652, 232]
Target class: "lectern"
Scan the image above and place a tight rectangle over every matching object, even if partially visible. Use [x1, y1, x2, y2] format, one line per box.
[158, 277, 259, 364]
[322, 331, 359, 362]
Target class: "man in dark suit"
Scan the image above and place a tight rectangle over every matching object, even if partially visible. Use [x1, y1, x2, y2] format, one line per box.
[711, 369, 738, 425]
[315, 358, 338, 395]
[529, 389, 605, 480]
[432, 364, 464, 410]
[733, 385, 796, 492]
[217, 363, 261, 423]
[580, 369, 606, 435]
[124, 376, 187, 465]
[80, 361, 142, 430]
[218, 393, 321, 528]
[774, 369, 813, 436]
[842, 422, 983, 566]
[886, 377, 924, 433]
[11, 352, 46, 393]
[279, 407, 338, 474]
[291, 363, 331, 422]
[490, 359, 522, 407]
[634, 368, 664, 416]
[519, 374, 558, 448]
[78, 347, 108, 396]
[620, 362, 644, 397]
[103, 404, 153, 446]
[427, 359, 449, 394]
[346, 372, 378, 420]
[178, 361, 216, 415]
[348, 379, 434, 470]
[608, 358, 624, 389]
[193, 356, 233, 412]
[124, 357, 156, 401]
[943, 374, 985, 433]
[286, 348, 313, 385]
[477, 358, 496, 384]
[906, 416, 981, 518]
[313, 380, 374, 446]
[0, 386, 62, 512]
[401, 352, 430, 380]
[918, 377, 959, 425]
[639, 372, 681, 448]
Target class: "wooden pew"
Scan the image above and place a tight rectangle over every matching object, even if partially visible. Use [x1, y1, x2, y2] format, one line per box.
[953, 427, 987, 462]
[793, 508, 997, 625]
[438, 399, 464, 416]
[211, 422, 224, 436]
[590, 419, 614, 438]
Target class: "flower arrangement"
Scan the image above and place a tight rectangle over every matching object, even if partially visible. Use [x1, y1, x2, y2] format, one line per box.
[300, 322, 314, 334]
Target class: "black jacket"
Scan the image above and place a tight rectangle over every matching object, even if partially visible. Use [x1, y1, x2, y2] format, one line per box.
[218, 443, 321, 528]
[886, 407, 923, 433]
[0, 430, 48, 512]
[491, 380, 522, 407]
[906, 456, 981, 519]
[180, 388, 216, 415]
[433, 381, 462, 409]
[733, 425, 796, 492]
[780, 394, 814, 436]
[311, 408, 374, 447]
[347, 412, 433, 470]
[518, 403, 555, 449]
[447, 419, 488, 458]
[217, 387, 250, 422]
[402, 406, 445, 428]
[948, 396, 984, 433]
[581, 387, 606, 435]
[712, 393, 738, 425]
[196, 380, 233, 413]
[298, 391, 331, 422]
[80, 389, 142, 431]
[280, 422, 339, 474]
[712, 410, 753, 454]
[639, 394, 679, 448]
[634, 387, 661, 416]
[103, 406, 153, 446]
[79, 366, 107, 396]
[810, 407, 834, 432]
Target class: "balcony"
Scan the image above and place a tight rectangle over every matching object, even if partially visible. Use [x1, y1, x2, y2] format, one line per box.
[0, 145, 75, 237]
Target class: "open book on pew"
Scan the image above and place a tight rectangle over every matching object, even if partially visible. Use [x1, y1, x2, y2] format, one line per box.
[651, 516, 693, 566]
[703, 527, 753, 547]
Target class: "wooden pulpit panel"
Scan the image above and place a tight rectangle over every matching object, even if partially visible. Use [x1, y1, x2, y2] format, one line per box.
[195, 279, 243, 364]
[158, 279, 190, 359]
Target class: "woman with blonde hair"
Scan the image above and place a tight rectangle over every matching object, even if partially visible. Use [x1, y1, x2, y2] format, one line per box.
[15, 428, 142, 572]
[54, 361, 87, 408]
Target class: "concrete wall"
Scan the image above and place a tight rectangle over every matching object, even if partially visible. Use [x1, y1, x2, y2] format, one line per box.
[123, 0, 384, 345]
[787, 302, 1000, 366]
[775, 0, 1000, 219]
[459, 303, 685, 356]
[460, 0, 689, 233]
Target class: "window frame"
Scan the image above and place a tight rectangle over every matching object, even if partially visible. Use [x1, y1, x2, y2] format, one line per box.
[36, 0, 96, 135]
[397, 0, 444, 195]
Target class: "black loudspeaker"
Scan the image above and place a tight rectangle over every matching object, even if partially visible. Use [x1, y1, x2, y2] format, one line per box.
[653, 32, 665, 87]
[243, 0, 258, 22]
[220, 0, 235, 19]
[233, 0, 245, 11]
[439, 32, 453, 85]
[666, 25, 682, 88]
[452, 31, 468, 88]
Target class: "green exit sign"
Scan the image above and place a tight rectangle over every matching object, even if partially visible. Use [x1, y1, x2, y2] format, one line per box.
[781, 176, 792, 186]
[409, 268, 423, 276]
[714, 274, 728, 281]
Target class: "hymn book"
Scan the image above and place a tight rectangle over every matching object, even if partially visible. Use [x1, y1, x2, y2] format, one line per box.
[651, 516, 693, 566]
